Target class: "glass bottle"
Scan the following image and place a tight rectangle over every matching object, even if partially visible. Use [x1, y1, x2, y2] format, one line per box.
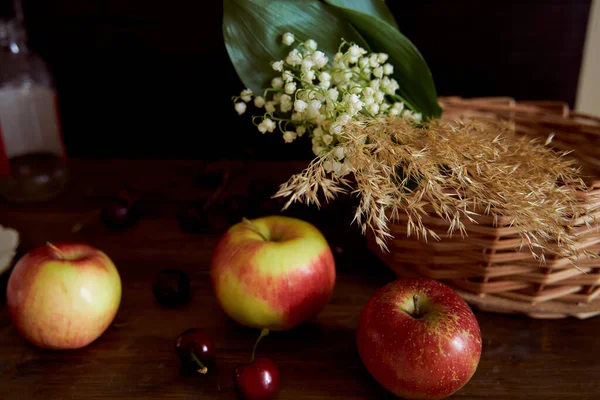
[0, 0, 68, 203]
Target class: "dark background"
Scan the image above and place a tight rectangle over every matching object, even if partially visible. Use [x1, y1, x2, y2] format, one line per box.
[3, 0, 593, 160]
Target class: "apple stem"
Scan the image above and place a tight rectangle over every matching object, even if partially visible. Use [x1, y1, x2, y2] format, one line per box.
[190, 351, 208, 374]
[250, 328, 270, 363]
[413, 295, 420, 318]
[242, 218, 269, 241]
[46, 242, 66, 260]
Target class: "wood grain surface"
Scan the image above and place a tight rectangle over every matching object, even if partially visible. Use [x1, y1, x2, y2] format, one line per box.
[1, 160, 599, 399]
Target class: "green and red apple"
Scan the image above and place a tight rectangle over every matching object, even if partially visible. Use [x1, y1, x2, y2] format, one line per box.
[210, 216, 336, 331]
[356, 277, 482, 400]
[6, 242, 122, 350]
[0, 224, 19, 276]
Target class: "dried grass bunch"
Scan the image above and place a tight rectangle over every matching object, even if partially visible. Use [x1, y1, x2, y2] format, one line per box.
[274, 115, 596, 264]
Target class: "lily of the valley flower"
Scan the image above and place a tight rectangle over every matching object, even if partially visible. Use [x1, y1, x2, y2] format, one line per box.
[232, 33, 422, 174]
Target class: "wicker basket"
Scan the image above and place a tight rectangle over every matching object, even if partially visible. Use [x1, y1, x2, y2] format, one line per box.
[367, 97, 600, 319]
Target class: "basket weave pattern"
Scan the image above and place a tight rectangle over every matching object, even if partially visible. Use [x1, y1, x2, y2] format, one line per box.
[368, 97, 600, 319]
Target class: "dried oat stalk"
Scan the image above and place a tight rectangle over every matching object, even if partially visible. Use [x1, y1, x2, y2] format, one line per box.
[274, 115, 598, 264]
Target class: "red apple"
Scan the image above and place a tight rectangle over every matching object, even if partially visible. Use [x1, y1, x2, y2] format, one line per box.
[356, 277, 482, 400]
[6, 242, 122, 350]
[210, 215, 336, 331]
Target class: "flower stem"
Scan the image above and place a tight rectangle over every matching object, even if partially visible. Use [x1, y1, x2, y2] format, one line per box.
[266, 115, 293, 122]
[250, 328, 270, 363]
[390, 93, 416, 112]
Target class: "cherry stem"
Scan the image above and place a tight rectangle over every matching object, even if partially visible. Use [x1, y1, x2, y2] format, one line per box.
[190, 351, 208, 374]
[250, 328, 270, 363]
[71, 208, 102, 233]
[46, 242, 65, 260]
[202, 168, 230, 212]
[413, 295, 420, 318]
[242, 218, 269, 241]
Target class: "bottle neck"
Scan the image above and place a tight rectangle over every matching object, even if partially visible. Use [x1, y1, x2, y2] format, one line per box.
[0, 19, 28, 53]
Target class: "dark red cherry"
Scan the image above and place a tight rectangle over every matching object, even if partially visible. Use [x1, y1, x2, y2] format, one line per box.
[100, 186, 142, 230]
[177, 201, 210, 234]
[115, 185, 142, 207]
[174, 328, 215, 375]
[234, 357, 280, 400]
[233, 328, 279, 399]
[100, 201, 139, 230]
[153, 269, 191, 307]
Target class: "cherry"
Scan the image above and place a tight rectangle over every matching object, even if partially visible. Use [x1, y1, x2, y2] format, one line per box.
[178, 168, 231, 234]
[234, 358, 280, 400]
[100, 202, 134, 230]
[115, 185, 142, 206]
[234, 329, 280, 400]
[152, 269, 192, 307]
[177, 201, 210, 234]
[100, 186, 142, 231]
[177, 197, 240, 235]
[174, 328, 215, 375]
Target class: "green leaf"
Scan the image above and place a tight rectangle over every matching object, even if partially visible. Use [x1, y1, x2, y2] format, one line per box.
[223, 0, 370, 94]
[323, 0, 442, 119]
[322, 0, 399, 30]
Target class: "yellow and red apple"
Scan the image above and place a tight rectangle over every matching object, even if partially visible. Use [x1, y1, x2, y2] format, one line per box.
[6, 242, 122, 350]
[356, 277, 482, 400]
[210, 216, 336, 331]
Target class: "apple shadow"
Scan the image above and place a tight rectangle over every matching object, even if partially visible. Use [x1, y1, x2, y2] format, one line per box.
[348, 347, 408, 400]
[221, 317, 405, 399]
[0, 270, 9, 305]
[0, 246, 26, 306]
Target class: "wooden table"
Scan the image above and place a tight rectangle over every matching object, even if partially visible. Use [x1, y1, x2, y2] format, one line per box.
[1, 160, 599, 399]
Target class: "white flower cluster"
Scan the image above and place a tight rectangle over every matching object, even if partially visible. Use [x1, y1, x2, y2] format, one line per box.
[232, 32, 422, 175]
